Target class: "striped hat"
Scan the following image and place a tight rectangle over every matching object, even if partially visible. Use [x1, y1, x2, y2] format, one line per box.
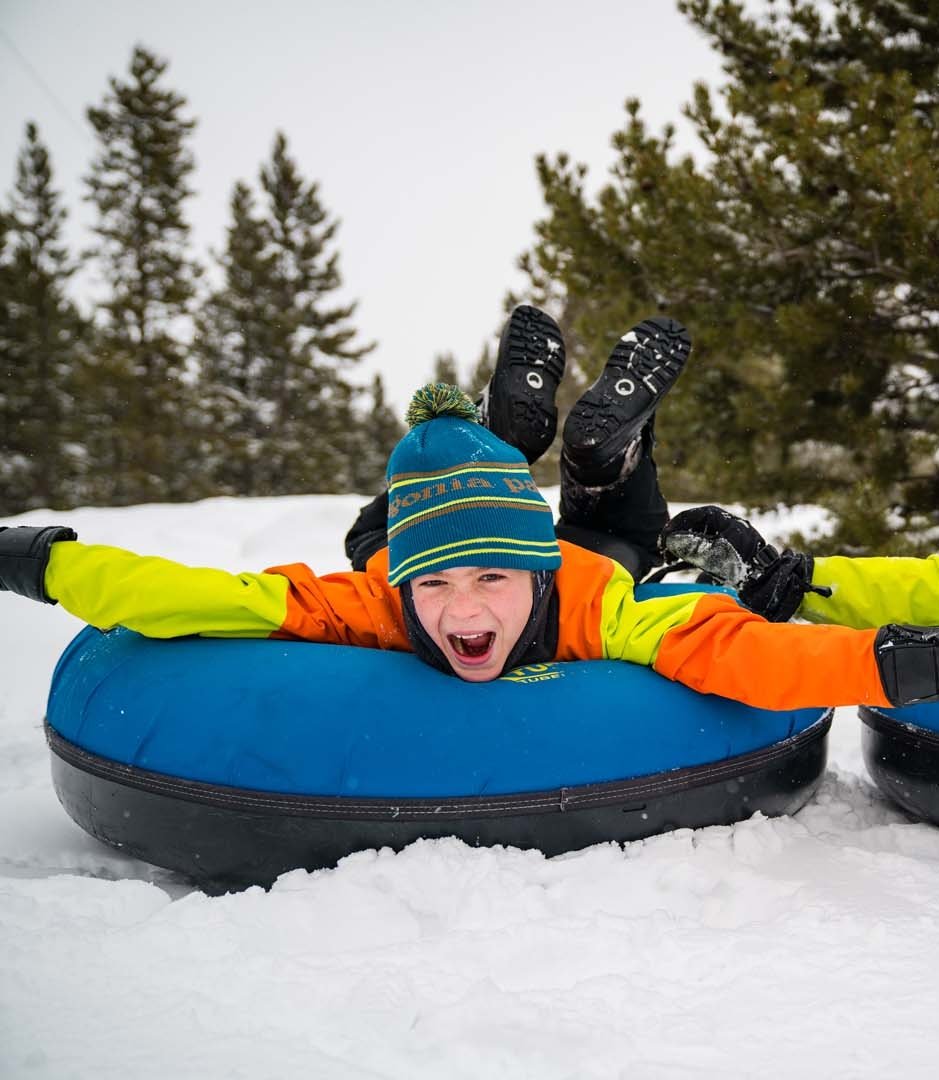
[385, 384, 562, 587]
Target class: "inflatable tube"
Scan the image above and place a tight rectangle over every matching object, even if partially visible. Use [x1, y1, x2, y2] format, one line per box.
[45, 584, 831, 888]
[859, 703, 939, 823]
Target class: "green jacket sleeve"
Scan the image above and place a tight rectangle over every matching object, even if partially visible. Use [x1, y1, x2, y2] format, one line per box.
[800, 553, 939, 629]
[45, 541, 291, 638]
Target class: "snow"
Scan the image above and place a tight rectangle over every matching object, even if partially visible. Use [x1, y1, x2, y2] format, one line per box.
[2, 492, 939, 1079]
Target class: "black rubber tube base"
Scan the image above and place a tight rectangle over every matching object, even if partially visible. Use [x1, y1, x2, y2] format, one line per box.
[47, 716, 830, 891]
[860, 705, 939, 824]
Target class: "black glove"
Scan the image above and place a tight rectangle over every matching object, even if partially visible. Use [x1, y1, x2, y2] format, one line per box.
[0, 525, 78, 604]
[660, 506, 770, 588]
[875, 624, 939, 706]
[660, 505, 830, 622]
[737, 549, 822, 623]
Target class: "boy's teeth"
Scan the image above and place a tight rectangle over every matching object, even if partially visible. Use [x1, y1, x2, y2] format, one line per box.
[451, 632, 494, 657]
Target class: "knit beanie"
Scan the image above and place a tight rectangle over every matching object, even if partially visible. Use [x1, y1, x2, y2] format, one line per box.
[386, 384, 562, 586]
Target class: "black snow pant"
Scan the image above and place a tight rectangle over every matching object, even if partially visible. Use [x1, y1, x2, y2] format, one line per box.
[344, 434, 668, 583]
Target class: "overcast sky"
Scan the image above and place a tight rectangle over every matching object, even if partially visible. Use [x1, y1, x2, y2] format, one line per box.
[1, 0, 729, 411]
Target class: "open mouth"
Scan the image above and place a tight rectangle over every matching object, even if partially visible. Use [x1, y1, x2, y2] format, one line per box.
[447, 632, 496, 663]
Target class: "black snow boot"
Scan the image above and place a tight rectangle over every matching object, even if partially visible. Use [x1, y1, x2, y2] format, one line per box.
[477, 305, 566, 464]
[562, 316, 691, 485]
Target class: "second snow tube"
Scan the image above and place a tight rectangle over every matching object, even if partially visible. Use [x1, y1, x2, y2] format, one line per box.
[860, 702, 939, 823]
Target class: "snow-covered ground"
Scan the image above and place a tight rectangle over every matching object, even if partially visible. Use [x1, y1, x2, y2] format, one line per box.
[2, 493, 939, 1079]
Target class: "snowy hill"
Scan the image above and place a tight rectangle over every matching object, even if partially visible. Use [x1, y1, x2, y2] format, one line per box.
[2, 493, 938, 1079]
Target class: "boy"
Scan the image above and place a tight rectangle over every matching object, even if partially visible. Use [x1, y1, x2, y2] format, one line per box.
[0, 308, 931, 709]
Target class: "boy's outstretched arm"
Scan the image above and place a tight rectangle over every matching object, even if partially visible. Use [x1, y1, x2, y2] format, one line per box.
[1, 524, 293, 637]
[553, 542, 939, 711]
[0, 525, 409, 648]
[647, 590, 937, 711]
[609, 579, 939, 712]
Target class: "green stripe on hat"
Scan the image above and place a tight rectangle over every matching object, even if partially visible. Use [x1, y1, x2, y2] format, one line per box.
[388, 535, 562, 585]
[388, 462, 532, 492]
[388, 494, 553, 537]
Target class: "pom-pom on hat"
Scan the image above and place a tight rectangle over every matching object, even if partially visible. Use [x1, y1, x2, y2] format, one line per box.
[385, 383, 562, 586]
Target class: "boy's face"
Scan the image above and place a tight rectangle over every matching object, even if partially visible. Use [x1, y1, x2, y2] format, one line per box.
[409, 566, 534, 682]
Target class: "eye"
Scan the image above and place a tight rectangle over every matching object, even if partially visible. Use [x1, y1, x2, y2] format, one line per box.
[479, 572, 507, 583]
[415, 577, 447, 589]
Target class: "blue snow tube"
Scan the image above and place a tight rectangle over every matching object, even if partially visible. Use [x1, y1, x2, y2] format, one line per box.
[45, 584, 831, 888]
[860, 701, 939, 823]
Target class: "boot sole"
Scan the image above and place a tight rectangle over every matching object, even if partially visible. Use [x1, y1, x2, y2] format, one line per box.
[562, 316, 691, 469]
[486, 305, 566, 463]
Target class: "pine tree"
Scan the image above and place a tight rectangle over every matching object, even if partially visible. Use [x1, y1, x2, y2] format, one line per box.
[195, 181, 275, 495]
[84, 45, 202, 505]
[198, 132, 373, 495]
[431, 352, 461, 387]
[347, 374, 405, 492]
[0, 122, 86, 514]
[468, 342, 495, 398]
[522, 0, 939, 549]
